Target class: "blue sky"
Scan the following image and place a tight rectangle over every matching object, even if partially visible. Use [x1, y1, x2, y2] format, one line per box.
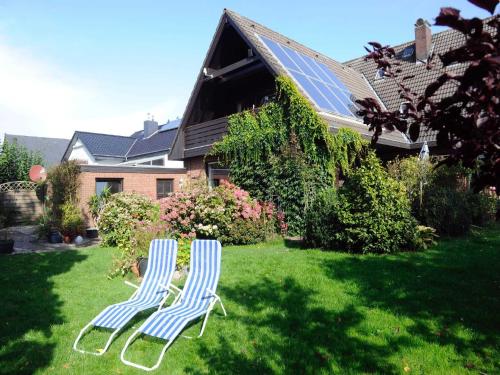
[0, 0, 493, 139]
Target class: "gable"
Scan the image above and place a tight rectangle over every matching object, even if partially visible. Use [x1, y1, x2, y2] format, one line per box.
[170, 9, 410, 160]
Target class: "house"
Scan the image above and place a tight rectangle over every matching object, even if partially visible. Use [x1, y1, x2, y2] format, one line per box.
[169, 9, 493, 184]
[3, 133, 70, 167]
[61, 118, 187, 223]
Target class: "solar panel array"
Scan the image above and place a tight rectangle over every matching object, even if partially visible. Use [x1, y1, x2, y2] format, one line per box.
[258, 34, 359, 118]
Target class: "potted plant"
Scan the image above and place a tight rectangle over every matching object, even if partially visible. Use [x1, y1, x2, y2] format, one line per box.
[0, 230, 14, 254]
[61, 201, 85, 244]
[87, 187, 111, 239]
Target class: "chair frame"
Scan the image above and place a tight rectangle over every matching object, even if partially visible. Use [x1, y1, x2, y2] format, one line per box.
[120, 288, 226, 371]
[73, 281, 179, 356]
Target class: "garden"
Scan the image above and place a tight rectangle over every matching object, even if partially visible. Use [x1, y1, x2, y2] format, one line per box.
[0, 4, 499, 372]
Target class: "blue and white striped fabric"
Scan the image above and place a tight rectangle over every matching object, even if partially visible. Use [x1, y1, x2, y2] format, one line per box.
[91, 239, 177, 330]
[137, 239, 222, 340]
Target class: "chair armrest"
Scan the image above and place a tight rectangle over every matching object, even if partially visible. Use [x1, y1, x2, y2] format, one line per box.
[206, 288, 221, 300]
[124, 281, 139, 289]
[160, 283, 181, 294]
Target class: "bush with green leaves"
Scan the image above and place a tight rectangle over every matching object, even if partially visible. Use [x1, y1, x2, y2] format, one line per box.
[304, 153, 418, 254]
[60, 201, 85, 237]
[212, 76, 366, 235]
[46, 160, 81, 224]
[99, 192, 160, 248]
[0, 139, 44, 184]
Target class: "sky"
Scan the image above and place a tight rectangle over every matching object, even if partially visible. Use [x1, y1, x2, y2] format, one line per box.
[0, 0, 494, 140]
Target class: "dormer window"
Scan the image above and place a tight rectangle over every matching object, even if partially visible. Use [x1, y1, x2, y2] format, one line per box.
[374, 68, 386, 80]
[399, 101, 411, 118]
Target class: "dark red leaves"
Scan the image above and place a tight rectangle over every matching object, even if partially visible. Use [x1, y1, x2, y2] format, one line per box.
[468, 0, 498, 14]
[356, 2, 500, 193]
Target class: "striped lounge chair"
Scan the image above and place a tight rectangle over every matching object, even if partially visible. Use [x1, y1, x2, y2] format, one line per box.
[73, 239, 178, 355]
[120, 239, 226, 371]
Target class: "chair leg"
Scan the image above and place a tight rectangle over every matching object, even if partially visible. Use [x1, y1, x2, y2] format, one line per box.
[73, 322, 121, 355]
[218, 298, 227, 317]
[120, 329, 173, 371]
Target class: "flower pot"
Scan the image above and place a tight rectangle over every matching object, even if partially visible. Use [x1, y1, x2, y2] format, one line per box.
[48, 230, 63, 244]
[138, 257, 148, 277]
[0, 239, 14, 254]
[86, 227, 99, 239]
[131, 262, 140, 278]
[63, 235, 72, 244]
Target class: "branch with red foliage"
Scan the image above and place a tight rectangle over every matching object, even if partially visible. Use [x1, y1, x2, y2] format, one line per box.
[356, 0, 499, 193]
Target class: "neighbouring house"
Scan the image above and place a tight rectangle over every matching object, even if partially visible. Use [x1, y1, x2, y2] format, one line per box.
[3, 133, 70, 167]
[169, 9, 494, 183]
[61, 118, 187, 224]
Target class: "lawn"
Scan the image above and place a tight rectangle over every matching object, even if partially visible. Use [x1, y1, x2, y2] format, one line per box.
[0, 227, 499, 374]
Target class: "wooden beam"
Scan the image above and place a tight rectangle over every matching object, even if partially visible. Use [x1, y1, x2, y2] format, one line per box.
[204, 56, 259, 80]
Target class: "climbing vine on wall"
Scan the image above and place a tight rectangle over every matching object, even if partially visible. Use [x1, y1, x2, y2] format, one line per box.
[211, 75, 366, 235]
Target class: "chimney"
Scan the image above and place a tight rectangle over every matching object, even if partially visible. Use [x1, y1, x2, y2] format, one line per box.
[143, 117, 159, 138]
[415, 18, 432, 62]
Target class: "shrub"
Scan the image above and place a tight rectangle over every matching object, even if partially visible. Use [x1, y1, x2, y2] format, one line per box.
[159, 181, 276, 245]
[46, 160, 81, 224]
[387, 156, 433, 215]
[304, 153, 418, 253]
[99, 192, 160, 248]
[87, 186, 111, 228]
[60, 202, 85, 237]
[0, 139, 44, 184]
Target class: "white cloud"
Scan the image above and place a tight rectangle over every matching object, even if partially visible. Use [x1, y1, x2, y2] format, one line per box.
[0, 40, 187, 140]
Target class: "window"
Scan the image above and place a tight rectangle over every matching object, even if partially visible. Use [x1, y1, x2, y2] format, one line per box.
[157, 179, 173, 199]
[374, 68, 386, 80]
[151, 158, 164, 166]
[96, 178, 123, 196]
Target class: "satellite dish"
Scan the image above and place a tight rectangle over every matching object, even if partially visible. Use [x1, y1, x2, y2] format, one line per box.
[29, 165, 47, 182]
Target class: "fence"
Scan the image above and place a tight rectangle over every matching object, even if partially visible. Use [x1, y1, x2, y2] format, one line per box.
[0, 181, 44, 225]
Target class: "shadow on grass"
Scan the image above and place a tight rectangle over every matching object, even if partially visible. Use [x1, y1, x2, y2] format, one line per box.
[0, 251, 87, 375]
[320, 231, 500, 372]
[184, 277, 401, 374]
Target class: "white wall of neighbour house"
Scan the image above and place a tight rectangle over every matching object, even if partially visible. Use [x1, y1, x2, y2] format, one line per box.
[68, 139, 123, 165]
[68, 139, 96, 164]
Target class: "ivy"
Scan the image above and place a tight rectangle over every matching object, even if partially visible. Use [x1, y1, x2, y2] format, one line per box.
[211, 75, 366, 235]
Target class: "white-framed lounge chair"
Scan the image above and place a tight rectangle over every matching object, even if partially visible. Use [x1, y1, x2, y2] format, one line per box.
[120, 239, 226, 371]
[73, 239, 179, 355]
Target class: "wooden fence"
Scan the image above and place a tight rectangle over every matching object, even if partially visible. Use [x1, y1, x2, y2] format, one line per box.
[0, 183, 44, 225]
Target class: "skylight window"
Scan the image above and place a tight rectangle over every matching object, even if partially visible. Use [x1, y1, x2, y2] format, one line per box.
[374, 68, 386, 80]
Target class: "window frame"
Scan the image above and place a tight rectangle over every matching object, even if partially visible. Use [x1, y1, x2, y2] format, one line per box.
[95, 178, 123, 196]
[156, 178, 174, 199]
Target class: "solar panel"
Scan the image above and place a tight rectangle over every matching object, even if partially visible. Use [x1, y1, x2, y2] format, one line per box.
[258, 34, 358, 118]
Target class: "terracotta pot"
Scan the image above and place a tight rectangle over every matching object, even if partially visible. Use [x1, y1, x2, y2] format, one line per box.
[63, 235, 72, 244]
[131, 262, 140, 278]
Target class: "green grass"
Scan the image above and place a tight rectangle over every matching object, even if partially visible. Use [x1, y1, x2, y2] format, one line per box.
[0, 227, 499, 374]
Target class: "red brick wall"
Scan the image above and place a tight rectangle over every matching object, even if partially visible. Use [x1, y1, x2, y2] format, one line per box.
[186, 156, 206, 180]
[79, 171, 186, 225]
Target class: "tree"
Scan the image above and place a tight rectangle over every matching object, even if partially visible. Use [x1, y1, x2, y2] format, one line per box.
[356, 0, 499, 194]
[0, 139, 44, 184]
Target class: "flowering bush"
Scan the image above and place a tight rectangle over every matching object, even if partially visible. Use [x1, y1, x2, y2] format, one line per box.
[159, 180, 276, 245]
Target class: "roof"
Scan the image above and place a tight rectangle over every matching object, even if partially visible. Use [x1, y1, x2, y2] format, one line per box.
[345, 16, 497, 144]
[130, 119, 182, 139]
[169, 9, 411, 159]
[127, 128, 178, 158]
[64, 121, 180, 161]
[171, 10, 497, 159]
[4, 133, 70, 167]
[74, 131, 136, 158]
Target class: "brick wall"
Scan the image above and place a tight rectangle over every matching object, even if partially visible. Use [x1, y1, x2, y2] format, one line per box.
[79, 168, 187, 225]
[186, 156, 206, 180]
